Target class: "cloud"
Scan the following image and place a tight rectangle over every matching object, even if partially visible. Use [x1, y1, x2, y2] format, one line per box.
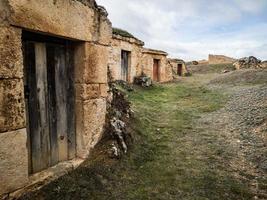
[97, 0, 267, 61]
[234, 0, 267, 14]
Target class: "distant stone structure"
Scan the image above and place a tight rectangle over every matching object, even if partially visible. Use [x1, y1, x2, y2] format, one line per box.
[168, 59, 188, 76]
[141, 48, 172, 82]
[109, 28, 173, 83]
[109, 28, 144, 83]
[209, 54, 236, 64]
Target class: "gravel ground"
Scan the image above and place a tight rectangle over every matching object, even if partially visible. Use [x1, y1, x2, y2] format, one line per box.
[198, 81, 267, 199]
[210, 69, 267, 86]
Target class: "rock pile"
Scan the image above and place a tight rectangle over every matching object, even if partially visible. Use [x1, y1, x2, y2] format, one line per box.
[192, 61, 199, 65]
[104, 67, 133, 158]
[261, 61, 267, 68]
[115, 80, 134, 92]
[233, 56, 265, 69]
[134, 74, 152, 87]
[106, 83, 133, 158]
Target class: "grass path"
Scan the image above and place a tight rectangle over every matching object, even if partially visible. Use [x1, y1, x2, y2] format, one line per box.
[118, 81, 253, 200]
[21, 75, 263, 200]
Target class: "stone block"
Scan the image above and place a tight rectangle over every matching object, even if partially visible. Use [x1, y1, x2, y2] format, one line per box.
[84, 43, 108, 84]
[99, 84, 108, 98]
[0, 78, 25, 133]
[0, 128, 28, 195]
[75, 83, 100, 100]
[8, 0, 96, 41]
[0, 0, 11, 26]
[74, 43, 86, 84]
[98, 14, 112, 46]
[0, 26, 23, 78]
[74, 42, 108, 84]
[76, 98, 106, 159]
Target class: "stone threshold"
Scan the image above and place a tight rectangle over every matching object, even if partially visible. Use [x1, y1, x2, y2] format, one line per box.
[6, 158, 84, 199]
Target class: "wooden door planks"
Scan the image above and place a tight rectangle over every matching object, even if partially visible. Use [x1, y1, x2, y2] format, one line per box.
[54, 45, 68, 162]
[23, 37, 76, 174]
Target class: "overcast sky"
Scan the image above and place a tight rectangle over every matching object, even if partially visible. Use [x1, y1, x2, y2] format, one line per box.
[96, 0, 267, 61]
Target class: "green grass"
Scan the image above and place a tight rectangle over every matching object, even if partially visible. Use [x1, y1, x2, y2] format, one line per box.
[113, 27, 137, 39]
[189, 63, 236, 74]
[208, 63, 236, 72]
[112, 83, 253, 200]
[21, 82, 255, 200]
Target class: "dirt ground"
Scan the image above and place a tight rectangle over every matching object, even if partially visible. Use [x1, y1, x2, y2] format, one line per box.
[18, 66, 267, 200]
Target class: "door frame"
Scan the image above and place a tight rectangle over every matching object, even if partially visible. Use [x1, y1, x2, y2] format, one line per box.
[121, 50, 131, 82]
[177, 63, 183, 76]
[22, 31, 76, 174]
[153, 59, 160, 82]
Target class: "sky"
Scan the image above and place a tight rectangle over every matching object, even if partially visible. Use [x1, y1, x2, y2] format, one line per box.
[96, 0, 267, 61]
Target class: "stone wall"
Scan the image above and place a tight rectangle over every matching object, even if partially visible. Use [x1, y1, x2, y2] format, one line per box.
[168, 58, 188, 76]
[109, 34, 144, 83]
[209, 54, 236, 64]
[0, 0, 112, 196]
[108, 33, 174, 83]
[141, 49, 173, 82]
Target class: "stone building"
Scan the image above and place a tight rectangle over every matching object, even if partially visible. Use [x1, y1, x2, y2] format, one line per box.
[168, 58, 188, 76]
[141, 48, 173, 82]
[108, 28, 144, 83]
[109, 29, 173, 83]
[0, 0, 111, 196]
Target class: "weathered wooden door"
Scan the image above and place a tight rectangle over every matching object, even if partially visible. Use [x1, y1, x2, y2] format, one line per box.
[153, 59, 160, 82]
[23, 33, 75, 174]
[178, 64, 183, 76]
[121, 50, 129, 81]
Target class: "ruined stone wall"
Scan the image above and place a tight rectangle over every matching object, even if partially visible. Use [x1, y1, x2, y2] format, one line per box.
[109, 35, 144, 83]
[141, 51, 173, 82]
[0, 0, 112, 196]
[209, 54, 236, 64]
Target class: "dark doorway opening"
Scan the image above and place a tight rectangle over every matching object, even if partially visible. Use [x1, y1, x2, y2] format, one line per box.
[153, 59, 160, 82]
[121, 50, 130, 82]
[178, 64, 183, 76]
[22, 31, 76, 174]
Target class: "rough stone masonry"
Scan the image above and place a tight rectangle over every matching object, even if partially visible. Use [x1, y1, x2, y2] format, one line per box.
[0, 0, 112, 196]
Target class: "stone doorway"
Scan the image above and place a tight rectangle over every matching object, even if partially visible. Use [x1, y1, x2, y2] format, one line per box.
[121, 50, 130, 82]
[153, 59, 160, 81]
[22, 31, 76, 174]
[178, 64, 183, 76]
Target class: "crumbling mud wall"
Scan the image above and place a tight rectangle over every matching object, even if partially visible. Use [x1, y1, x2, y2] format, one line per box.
[209, 54, 236, 64]
[108, 33, 144, 83]
[0, 0, 112, 196]
[141, 49, 173, 82]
